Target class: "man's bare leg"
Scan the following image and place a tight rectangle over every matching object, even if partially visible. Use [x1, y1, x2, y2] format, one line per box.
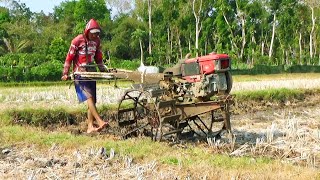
[86, 109, 99, 133]
[87, 97, 107, 130]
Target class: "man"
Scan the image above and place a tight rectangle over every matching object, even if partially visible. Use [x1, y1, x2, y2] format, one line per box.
[61, 18, 108, 133]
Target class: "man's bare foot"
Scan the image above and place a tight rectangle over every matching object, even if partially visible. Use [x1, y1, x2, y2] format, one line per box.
[87, 127, 99, 134]
[97, 121, 108, 132]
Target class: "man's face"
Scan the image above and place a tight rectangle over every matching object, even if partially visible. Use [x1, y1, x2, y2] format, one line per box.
[88, 32, 99, 40]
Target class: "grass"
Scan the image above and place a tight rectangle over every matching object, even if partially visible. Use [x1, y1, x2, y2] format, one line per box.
[1, 124, 319, 179]
[0, 124, 286, 169]
[234, 88, 306, 102]
[0, 125, 90, 148]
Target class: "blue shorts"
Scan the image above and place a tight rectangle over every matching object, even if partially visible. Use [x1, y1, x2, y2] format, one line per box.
[74, 78, 97, 103]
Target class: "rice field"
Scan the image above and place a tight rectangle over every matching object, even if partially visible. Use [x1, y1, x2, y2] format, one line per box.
[232, 78, 320, 92]
[0, 84, 127, 111]
[2, 74, 320, 111]
[1, 74, 320, 179]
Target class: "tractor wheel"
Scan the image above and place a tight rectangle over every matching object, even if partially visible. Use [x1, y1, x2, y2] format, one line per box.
[225, 71, 233, 94]
[117, 89, 161, 139]
[182, 105, 231, 141]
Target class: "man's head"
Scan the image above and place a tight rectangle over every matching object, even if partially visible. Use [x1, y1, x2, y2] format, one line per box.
[84, 19, 101, 39]
[88, 28, 100, 40]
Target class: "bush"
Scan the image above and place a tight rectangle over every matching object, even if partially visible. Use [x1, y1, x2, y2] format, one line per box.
[30, 60, 62, 81]
[47, 37, 69, 63]
[0, 53, 47, 67]
[110, 58, 140, 70]
[286, 65, 320, 73]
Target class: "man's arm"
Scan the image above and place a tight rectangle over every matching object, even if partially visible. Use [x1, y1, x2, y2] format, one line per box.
[62, 39, 79, 80]
[94, 43, 106, 72]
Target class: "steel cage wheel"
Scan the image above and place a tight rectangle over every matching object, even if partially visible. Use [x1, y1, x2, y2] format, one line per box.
[182, 107, 229, 140]
[225, 71, 233, 94]
[117, 89, 161, 139]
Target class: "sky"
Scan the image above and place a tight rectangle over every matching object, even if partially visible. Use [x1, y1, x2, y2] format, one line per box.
[1, 0, 66, 14]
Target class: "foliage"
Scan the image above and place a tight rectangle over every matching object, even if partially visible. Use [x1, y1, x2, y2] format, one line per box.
[47, 37, 69, 63]
[0, 0, 320, 81]
[29, 60, 62, 81]
[110, 58, 140, 70]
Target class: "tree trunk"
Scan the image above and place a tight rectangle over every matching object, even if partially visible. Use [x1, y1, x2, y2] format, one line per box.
[192, 0, 202, 57]
[167, 26, 170, 64]
[251, 36, 255, 66]
[269, 13, 276, 60]
[189, 33, 191, 52]
[236, 1, 246, 60]
[240, 16, 246, 60]
[205, 40, 207, 55]
[260, 29, 264, 56]
[223, 13, 239, 56]
[309, 6, 315, 59]
[148, 0, 152, 55]
[299, 32, 302, 65]
[139, 39, 143, 65]
[170, 27, 173, 64]
[178, 37, 182, 59]
[261, 42, 264, 56]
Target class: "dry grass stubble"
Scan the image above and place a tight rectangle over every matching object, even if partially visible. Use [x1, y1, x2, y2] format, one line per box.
[1, 76, 320, 178]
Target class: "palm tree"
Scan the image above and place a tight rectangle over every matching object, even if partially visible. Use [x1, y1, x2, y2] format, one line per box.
[0, 36, 31, 54]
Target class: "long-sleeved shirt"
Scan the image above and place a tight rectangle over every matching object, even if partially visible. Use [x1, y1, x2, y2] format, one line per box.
[63, 34, 104, 76]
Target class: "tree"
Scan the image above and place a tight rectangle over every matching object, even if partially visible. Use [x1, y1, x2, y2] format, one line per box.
[300, 0, 320, 59]
[0, 7, 10, 24]
[47, 37, 69, 62]
[235, 0, 249, 61]
[214, 0, 239, 57]
[192, 0, 203, 57]
[131, 29, 147, 63]
[110, 15, 146, 60]
[8, 0, 33, 21]
[105, 0, 134, 17]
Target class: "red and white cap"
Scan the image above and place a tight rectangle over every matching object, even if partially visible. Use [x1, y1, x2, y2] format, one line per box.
[89, 29, 100, 33]
[84, 19, 101, 37]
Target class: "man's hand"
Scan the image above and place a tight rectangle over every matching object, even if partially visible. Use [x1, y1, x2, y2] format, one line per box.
[99, 64, 108, 72]
[61, 75, 68, 81]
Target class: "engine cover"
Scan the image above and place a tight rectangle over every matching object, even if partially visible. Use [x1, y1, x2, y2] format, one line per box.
[182, 52, 231, 83]
[162, 52, 232, 101]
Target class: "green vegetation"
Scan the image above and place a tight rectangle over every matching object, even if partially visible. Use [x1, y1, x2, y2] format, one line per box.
[0, 125, 92, 148]
[1, 1, 320, 81]
[234, 88, 306, 102]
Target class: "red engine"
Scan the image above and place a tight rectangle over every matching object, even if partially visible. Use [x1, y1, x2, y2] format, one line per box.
[182, 52, 231, 83]
[163, 52, 232, 101]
